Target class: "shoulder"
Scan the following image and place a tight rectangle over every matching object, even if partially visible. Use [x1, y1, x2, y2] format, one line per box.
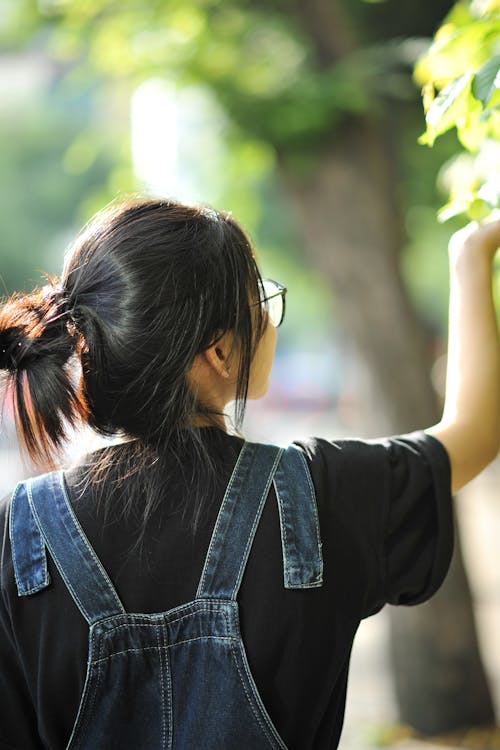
[290, 428, 449, 461]
[290, 429, 450, 488]
[286, 430, 452, 553]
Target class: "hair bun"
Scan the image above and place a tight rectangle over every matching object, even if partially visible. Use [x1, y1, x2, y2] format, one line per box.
[0, 329, 24, 372]
[0, 281, 85, 464]
[0, 281, 74, 376]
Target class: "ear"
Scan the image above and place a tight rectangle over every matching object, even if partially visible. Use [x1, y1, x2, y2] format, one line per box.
[203, 333, 234, 379]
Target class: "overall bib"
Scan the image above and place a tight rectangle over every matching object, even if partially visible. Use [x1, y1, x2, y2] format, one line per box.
[10, 440, 324, 749]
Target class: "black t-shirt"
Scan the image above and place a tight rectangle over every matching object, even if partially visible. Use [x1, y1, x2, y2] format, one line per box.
[0, 428, 453, 750]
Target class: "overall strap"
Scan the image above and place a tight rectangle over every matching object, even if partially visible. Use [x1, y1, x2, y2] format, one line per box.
[196, 441, 284, 600]
[273, 444, 323, 588]
[13, 470, 125, 625]
[10, 481, 50, 596]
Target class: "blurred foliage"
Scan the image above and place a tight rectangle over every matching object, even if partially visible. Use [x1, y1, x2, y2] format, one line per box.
[2, 0, 449, 159]
[416, 0, 500, 222]
[0, 0, 464, 337]
[0, 83, 123, 293]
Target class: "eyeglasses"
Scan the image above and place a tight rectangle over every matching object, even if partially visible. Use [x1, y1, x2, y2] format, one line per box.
[254, 278, 287, 328]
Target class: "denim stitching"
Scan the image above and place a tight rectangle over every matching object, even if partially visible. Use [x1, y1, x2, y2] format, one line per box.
[90, 636, 237, 664]
[275, 448, 324, 589]
[165, 645, 173, 750]
[274, 450, 301, 588]
[15, 584, 42, 596]
[231, 447, 284, 599]
[10, 483, 49, 595]
[66, 626, 102, 750]
[168, 635, 238, 651]
[155, 623, 167, 750]
[157, 597, 224, 621]
[98, 605, 228, 637]
[27, 481, 92, 624]
[229, 642, 283, 749]
[294, 449, 324, 585]
[67, 630, 101, 747]
[273, 475, 290, 588]
[9, 485, 22, 593]
[68, 654, 103, 747]
[229, 642, 272, 742]
[58, 472, 125, 615]
[196, 442, 250, 598]
[235, 641, 288, 749]
[295, 450, 322, 549]
[284, 581, 322, 589]
[222, 605, 232, 638]
[66, 660, 96, 746]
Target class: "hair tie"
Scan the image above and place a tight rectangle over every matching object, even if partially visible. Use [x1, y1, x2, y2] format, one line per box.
[41, 283, 75, 325]
[41, 283, 64, 303]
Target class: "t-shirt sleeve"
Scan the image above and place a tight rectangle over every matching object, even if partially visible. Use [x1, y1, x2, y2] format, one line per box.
[377, 431, 453, 608]
[0, 493, 42, 749]
[294, 429, 453, 619]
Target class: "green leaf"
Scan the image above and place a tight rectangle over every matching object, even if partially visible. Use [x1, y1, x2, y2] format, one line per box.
[443, 2, 477, 29]
[437, 196, 471, 222]
[420, 71, 471, 144]
[415, 19, 500, 85]
[438, 194, 492, 223]
[466, 196, 493, 220]
[456, 89, 489, 150]
[472, 54, 500, 105]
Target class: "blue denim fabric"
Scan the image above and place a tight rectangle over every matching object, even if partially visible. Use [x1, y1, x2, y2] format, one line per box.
[10, 441, 323, 749]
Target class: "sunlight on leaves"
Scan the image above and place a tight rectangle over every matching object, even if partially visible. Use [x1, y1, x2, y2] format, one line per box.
[472, 54, 500, 104]
[417, 1, 500, 222]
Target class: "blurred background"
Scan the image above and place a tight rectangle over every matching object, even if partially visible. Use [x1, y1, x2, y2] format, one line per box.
[1, 0, 499, 747]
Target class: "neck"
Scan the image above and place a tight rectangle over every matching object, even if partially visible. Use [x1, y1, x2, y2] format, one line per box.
[190, 412, 227, 431]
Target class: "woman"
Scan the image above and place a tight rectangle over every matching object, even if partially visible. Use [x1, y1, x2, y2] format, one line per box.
[0, 197, 499, 749]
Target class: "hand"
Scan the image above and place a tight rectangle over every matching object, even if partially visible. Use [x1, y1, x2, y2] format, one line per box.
[449, 214, 500, 265]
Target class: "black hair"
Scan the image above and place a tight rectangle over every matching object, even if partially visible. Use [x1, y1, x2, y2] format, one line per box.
[0, 196, 268, 547]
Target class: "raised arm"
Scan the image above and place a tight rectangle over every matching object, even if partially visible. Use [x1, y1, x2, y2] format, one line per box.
[426, 220, 500, 493]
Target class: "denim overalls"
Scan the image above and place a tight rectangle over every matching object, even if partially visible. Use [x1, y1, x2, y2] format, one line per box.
[10, 440, 323, 749]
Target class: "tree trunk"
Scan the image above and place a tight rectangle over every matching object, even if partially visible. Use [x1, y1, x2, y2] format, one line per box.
[390, 517, 495, 733]
[278, 119, 437, 434]
[278, 117, 495, 730]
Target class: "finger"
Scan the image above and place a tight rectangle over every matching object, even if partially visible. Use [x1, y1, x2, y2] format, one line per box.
[449, 218, 500, 257]
[448, 221, 479, 255]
